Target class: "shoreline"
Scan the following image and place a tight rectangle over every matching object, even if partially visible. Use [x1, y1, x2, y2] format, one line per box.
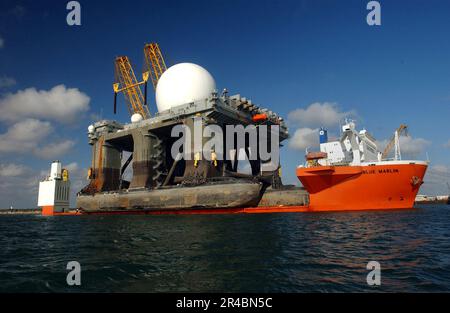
[0, 209, 42, 215]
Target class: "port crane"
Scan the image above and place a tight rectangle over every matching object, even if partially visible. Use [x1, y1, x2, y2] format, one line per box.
[113, 56, 150, 118]
[381, 124, 408, 160]
[143, 43, 167, 90]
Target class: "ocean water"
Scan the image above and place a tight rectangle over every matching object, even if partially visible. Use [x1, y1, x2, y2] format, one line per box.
[0, 205, 449, 292]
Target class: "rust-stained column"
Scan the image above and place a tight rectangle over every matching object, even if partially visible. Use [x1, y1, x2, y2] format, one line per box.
[182, 117, 222, 183]
[100, 141, 121, 191]
[129, 129, 154, 188]
[86, 137, 121, 192]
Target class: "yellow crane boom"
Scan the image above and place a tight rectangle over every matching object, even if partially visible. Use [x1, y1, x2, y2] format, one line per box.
[114, 56, 150, 118]
[381, 124, 408, 159]
[143, 43, 167, 89]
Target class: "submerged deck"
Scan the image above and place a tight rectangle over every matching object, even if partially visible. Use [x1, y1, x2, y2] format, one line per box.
[50, 205, 311, 216]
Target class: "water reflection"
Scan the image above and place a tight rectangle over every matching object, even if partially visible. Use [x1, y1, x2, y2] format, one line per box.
[0, 205, 449, 292]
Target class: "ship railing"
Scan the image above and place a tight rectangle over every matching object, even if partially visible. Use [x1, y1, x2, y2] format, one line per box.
[381, 157, 401, 162]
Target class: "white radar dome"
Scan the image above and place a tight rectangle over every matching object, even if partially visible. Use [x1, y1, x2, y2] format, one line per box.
[155, 63, 216, 112]
[131, 113, 144, 123]
[88, 125, 95, 134]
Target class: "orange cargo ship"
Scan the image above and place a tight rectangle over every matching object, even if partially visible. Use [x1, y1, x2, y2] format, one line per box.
[297, 161, 427, 211]
[296, 121, 428, 211]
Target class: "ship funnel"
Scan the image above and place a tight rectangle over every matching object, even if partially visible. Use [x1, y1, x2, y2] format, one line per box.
[50, 161, 62, 180]
[319, 127, 328, 144]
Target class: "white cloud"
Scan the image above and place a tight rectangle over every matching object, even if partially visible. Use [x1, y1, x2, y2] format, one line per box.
[377, 136, 431, 158]
[0, 76, 15, 88]
[429, 164, 450, 175]
[420, 164, 450, 196]
[288, 127, 319, 150]
[287, 102, 355, 151]
[0, 163, 30, 177]
[33, 140, 75, 159]
[65, 162, 79, 173]
[444, 140, 450, 148]
[399, 137, 431, 156]
[0, 162, 40, 208]
[0, 119, 52, 153]
[0, 84, 90, 123]
[288, 102, 355, 128]
[0, 119, 75, 158]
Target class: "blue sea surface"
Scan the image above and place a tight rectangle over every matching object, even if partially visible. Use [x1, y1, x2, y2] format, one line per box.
[0, 205, 449, 292]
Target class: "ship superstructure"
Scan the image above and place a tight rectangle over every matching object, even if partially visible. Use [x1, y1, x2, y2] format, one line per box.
[38, 161, 71, 215]
[297, 122, 428, 211]
[315, 121, 380, 166]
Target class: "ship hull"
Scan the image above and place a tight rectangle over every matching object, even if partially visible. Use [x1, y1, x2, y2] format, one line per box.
[296, 161, 428, 211]
[77, 181, 263, 213]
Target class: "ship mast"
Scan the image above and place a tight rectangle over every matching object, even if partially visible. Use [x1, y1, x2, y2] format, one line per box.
[394, 130, 401, 160]
[113, 56, 150, 118]
[381, 124, 408, 160]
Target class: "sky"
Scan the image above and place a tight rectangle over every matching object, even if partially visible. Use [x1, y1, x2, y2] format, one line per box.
[1, 0, 450, 208]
